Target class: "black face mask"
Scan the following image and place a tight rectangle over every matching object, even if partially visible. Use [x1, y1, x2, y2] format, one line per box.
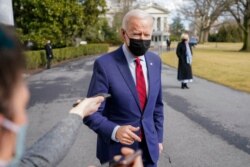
[182, 39, 188, 43]
[128, 38, 151, 56]
[124, 31, 151, 56]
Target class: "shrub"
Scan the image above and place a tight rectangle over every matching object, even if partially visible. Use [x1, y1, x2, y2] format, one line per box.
[208, 23, 243, 43]
[25, 44, 109, 70]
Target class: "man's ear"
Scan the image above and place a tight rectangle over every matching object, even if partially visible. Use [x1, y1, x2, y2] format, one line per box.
[121, 28, 125, 34]
[120, 29, 126, 41]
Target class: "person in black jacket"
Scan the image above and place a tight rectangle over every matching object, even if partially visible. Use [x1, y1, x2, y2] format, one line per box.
[176, 33, 193, 89]
[44, 40, 53, 69]
[166, 38, 171, 51]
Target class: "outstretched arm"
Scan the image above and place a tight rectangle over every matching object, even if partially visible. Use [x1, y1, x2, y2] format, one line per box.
[20, 97, 104, 167]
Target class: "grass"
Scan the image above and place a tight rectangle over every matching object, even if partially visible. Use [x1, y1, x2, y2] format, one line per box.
[161, 42, 250, 93]
[108, 46, 119, 52]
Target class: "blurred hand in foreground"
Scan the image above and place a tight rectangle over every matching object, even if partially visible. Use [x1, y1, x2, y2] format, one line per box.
[113, 147, 143, 167]
[70, 96, 104, 118]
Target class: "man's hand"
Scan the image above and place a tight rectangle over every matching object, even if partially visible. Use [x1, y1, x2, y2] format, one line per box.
[159, 143, 163, 154]
[116, 125, 141, 145]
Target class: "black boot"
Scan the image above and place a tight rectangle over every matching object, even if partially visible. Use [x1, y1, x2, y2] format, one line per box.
[181, 83, 185, 89]
[184, 83, 189, 89]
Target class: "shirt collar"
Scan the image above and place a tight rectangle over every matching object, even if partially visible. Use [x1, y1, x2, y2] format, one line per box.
[122, 44, 145, 64]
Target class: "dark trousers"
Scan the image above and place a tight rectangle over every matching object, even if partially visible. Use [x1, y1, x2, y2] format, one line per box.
[167, 46, 170, 51]
[46, 59, 51, 69]
[138, 138, 157, 167]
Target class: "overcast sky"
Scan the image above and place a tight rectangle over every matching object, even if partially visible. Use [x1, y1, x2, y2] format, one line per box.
[136, 0, 184, 11]
[155, 0, 183, 11]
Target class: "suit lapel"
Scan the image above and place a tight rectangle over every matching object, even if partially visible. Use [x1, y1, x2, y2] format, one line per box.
[115, 47, 141, 111]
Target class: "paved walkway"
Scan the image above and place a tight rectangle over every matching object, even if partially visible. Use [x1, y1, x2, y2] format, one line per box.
[26, 55, 250, 167]
[160, 65, 250, 167]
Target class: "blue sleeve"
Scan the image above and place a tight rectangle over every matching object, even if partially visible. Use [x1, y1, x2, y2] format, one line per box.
[83, 59, 118, 142]
[153, 60, 164, 143]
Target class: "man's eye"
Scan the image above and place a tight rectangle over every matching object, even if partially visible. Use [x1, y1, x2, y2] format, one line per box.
[131, 35, 141, 39]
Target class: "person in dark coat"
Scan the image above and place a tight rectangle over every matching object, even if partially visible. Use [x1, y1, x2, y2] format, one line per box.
[176, 33, 193, 89]
[44, 40, 53, 69]
[166, 38, 171, 51]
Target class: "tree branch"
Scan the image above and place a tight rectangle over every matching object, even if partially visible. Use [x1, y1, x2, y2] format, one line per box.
[228, 7, 247, 32]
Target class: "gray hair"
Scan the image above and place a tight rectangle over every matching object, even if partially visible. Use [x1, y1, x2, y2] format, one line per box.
[122, 9, 154, 30]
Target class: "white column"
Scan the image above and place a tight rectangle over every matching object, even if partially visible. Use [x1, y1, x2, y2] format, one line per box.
[161, 17, 164, 32]
[0, 0, 14, 26]
[157, 17, 160, 31]
[153, 17, 157, 32]
[164, 17, 167, 32]
[166, 17, 169, 32]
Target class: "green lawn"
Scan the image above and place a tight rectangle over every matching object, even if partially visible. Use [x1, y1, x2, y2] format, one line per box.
[161, 42, 250, 93]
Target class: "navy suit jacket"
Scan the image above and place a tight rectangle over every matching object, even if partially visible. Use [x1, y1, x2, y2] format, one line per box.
[84, 46, 164, 163]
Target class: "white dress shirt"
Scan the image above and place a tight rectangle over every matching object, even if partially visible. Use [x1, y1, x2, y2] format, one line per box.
[111, 44, 149, 142]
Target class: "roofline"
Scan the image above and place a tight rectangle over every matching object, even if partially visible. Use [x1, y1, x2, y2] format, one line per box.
[133, 3, 169, 14]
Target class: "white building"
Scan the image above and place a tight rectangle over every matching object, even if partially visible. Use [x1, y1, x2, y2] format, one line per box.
[134, 2, 170, 47]
[106, 0, 170, 47]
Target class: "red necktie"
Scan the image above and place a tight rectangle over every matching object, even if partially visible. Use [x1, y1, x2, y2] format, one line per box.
[135, 58, 147, 111]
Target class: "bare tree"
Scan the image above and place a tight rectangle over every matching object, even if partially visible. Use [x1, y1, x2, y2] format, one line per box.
[226, 0, 250, 51]
[112, 0, 135, 31]
[117, 0, 134, 12]
[181, 0, 235, 43]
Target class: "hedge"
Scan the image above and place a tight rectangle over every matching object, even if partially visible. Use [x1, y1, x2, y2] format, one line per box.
[25, 44, 109, 69]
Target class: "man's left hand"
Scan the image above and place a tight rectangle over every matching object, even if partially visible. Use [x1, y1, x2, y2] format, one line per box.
[159, 143, 163, 154]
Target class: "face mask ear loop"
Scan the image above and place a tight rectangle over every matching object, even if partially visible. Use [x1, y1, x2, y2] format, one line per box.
[0, 115, 19, 133]
[122, 29, 130, 46]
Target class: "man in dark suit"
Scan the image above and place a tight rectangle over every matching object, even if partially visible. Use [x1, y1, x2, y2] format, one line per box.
[84, 9, 164, 167]
[44, 40, 53, 69]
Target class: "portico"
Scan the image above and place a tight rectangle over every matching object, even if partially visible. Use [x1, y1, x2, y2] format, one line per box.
[134, 3, 170, 48]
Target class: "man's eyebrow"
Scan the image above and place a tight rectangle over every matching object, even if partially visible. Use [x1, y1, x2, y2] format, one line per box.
[133, 32, 142, 34]
[131, 30, 141, 33]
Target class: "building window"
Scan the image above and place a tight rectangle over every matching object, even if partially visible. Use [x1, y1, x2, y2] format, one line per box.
[157, 17, 161, 31]
[163, 35, 167, 41]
